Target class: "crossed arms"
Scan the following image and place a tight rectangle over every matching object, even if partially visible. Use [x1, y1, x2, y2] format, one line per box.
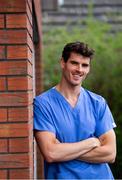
[34, 129, 116, 163]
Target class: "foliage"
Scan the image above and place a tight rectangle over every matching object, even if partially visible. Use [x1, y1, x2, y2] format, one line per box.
[42, 17, 122, 178]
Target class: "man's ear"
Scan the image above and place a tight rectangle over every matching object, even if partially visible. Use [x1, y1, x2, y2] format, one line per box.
[60, 58, 65, 68]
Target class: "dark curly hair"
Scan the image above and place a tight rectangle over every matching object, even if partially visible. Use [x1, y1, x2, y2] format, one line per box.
[62, 41, 95, 62]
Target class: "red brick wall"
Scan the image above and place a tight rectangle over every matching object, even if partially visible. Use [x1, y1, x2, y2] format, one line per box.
[0, 0, 34, 179]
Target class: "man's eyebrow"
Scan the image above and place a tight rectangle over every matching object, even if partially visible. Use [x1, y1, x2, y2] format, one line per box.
[70, 60, 79, 63]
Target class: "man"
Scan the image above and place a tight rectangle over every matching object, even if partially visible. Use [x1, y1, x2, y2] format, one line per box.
[34, 41, 116, 179]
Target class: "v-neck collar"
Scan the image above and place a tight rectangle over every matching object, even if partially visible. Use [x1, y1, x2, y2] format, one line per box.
[52, 87, 84, 110]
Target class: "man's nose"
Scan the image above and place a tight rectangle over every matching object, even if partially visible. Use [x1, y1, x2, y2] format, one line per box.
[76, 64, 83, 71]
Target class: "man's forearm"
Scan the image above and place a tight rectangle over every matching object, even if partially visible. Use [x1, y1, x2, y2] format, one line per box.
[35, 131, 100, 163]
[48, 137, 100, 162]
[78, 143, 116, 163]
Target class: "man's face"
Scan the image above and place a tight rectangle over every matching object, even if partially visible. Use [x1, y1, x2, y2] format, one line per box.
[61, 52, 90, 86]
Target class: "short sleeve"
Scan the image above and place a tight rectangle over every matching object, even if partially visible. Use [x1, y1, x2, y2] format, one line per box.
[95, 98, 116, 137]
[33, 97, 56, 134]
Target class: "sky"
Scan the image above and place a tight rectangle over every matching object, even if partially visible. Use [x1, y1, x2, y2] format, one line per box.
[58, 0, 64, 5]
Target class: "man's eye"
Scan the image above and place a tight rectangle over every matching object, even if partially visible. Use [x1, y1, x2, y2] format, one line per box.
[82, 64, 89, 67]
[71, 61, 78, 65]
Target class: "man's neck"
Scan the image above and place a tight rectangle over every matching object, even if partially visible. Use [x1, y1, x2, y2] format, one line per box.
[56, 81, 81, 107]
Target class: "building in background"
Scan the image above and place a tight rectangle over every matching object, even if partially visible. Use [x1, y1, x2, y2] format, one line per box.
[42, 0, 122, 33]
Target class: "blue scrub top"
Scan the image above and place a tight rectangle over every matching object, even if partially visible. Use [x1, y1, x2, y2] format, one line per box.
[34, 87, 116, 179]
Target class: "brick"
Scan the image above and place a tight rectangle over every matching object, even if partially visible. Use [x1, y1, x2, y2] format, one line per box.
[8, 106, 32, 122]
[0, 123, 29, 138]
[0, 46, 5, 59]
[27, 61, 33, 76]
[27, 32, 33, 51]
[0, 170, 7, 179]
[0, 0, 26, 13]
[27, 76, 33, 90]
[7, 45, 29, 59]
[0, 30, 27, 44]
[8, 76, 32, 91]
[9, 169, 29, 179]
[0, 154, 29, 168]
[27, 16, 33, 37]
[0, 139, 8, 153]
[0, 15, 4, 28]
[26, 1, 32, 26]
[27, 45, 33, 63]
[26, 2, 33, 37]
[0, 61, 28, 76]
[6, 13, 32, 37]
[0, 77, 6, 91]
[6, 14, 26, 28]
[29, 150, 34, 179]
[0, 108, 7, 122]
[0, 92, 33, 107]
[9, 138, 29, 152]
[27, 0, 32, 13]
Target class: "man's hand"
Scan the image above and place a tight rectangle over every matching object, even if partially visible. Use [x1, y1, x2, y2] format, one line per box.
[77, 130, 116, 163]
[90, 137, 101, 148]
